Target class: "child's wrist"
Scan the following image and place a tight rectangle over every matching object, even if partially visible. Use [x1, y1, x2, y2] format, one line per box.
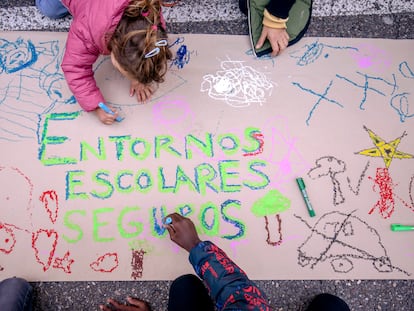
[263, 9, 288, 29]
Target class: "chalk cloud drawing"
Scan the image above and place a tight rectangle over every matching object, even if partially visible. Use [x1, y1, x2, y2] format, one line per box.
[200, 58, 274, 107]
[90, 253, 119, 273]
[295, 211, 410, 276]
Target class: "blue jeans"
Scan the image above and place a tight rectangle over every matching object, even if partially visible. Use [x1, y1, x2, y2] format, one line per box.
[35, 0, 69, 19]
[0, 278, 33, 311]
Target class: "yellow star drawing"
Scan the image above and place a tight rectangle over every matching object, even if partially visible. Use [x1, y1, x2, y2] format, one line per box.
[356, 126, 413, 168]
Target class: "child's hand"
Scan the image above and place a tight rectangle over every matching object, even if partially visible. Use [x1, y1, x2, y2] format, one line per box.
[100, 297, 151, 311]
[256, 26, 289, 57]
[164, 213, 202, 252]
[130, 81, 154, 103]
[96, 105, 119, 125]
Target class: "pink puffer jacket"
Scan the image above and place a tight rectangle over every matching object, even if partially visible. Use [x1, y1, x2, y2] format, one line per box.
[61, 0, 130, 111]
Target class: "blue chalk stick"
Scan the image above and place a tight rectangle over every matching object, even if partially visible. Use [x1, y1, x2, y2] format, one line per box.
[98, 102, 124, 122]
[165, 217, 172, 225]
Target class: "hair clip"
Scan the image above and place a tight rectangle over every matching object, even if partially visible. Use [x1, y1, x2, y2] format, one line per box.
[144, 47, 160, 58]
[141, 10, 149, 17]
[155, 39, 168, 47]
[144, 40, 168, 58]
[151, 25, 158, 31]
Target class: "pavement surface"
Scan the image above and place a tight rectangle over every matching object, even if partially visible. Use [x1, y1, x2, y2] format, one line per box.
[1, 0, 414, 310]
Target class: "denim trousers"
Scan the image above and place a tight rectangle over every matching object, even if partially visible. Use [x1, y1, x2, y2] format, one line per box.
[35, 0, 69, 19]
[0, 277, 33, 311]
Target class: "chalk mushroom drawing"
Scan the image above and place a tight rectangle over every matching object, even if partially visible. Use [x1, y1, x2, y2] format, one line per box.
[295, 211, 410, 275]
[251, 189, 291, 246]
[308, 156, 346, 206]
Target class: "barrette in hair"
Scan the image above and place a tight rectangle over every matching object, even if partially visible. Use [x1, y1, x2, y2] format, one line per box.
[144, 40, 168, 58]
[141, 10, 149, 17]
[155, 39, 168, 47]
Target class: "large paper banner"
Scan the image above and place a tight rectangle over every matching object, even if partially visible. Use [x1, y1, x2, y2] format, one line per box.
[0, 32, 413, 281]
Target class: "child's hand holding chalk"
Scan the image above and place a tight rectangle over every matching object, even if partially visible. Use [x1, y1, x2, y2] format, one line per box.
[97, 102, 123, 125]
[164, 213, 201, 252]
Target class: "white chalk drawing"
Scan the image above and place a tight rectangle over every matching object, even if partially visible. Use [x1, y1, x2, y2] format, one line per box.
[200, 58, 274, 107]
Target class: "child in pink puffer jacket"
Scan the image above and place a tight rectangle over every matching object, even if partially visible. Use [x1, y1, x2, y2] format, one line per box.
[36, 0, 172, 125]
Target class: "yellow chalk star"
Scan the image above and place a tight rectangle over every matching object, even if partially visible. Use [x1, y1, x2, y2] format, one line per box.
[356, 126, 413, 168]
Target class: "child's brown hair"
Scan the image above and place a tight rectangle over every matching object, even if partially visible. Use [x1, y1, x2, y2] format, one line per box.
[108, 0, 172, 85]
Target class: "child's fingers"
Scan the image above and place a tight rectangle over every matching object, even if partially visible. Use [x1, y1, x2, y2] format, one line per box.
[126, 297, 150, 309]
[130, 85, 136, 97]
[255, 30, 267, 49]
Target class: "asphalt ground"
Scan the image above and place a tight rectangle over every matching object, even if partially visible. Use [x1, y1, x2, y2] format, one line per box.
[1, 0, 414, 310]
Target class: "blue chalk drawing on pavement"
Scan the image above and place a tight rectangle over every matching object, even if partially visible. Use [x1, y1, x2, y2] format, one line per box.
[0, 37, 75, 143]
[169, 37, 191, 69]
[290, 40, 414, 125]
[289, 40, 358, 66]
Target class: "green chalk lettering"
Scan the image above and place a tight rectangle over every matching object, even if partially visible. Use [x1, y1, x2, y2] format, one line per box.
[135, 169, 153, 193]
[175, 165, 198, 193]
[221, 199, 245, 240]
[219, 160, 241, 192]
[217, 133, 240, 156]
[91, 170, 114, 199]
[130, 138, 151, 160]
[154, 135, 182, 158]
[118, 206, 143, 238]
[243, 160, 270, 190]
[195, 163, 219, 195]
[185, 133, 214, 159]
[115, 170, 134, 194]
[199, 202, 220, 236]
[176, 203, 194, 216]
[80, 137, 107, 161]
[93, 207, 115, 242]
[157, 167, 175, 193]
[62, 210, 86, 243]
[109, 135, 131, 161]
[65, 170, 88, 200]
[38, 112, 80, 166]
[242, 127, 262, 154]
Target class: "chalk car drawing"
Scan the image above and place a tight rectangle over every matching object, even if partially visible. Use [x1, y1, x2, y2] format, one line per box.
[296, 210, 410, 275]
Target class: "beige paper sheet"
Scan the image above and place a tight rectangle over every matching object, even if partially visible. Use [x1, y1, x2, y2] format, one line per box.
[0, 32, 413, 281]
